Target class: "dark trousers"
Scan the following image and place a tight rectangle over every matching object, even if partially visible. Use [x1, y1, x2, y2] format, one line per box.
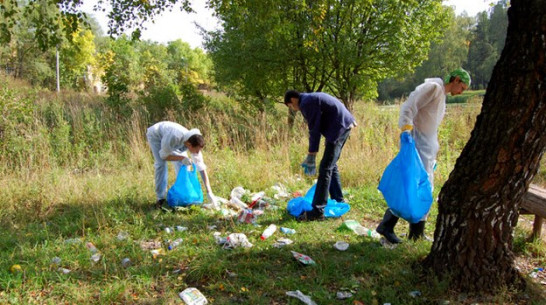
[312, 128, 351, 212]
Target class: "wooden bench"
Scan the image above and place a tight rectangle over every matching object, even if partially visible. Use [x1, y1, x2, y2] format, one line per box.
[520, 184, 546, 240]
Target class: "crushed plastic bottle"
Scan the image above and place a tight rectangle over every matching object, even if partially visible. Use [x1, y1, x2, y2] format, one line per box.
[260, 224, 277, 240]
[164, 227, 174, 234]
[86, 242, 98, 253]
[280, 227, 296, 234]
[51, 257, 62, 265]
[168, 238, 183, 250]
[121, 258, 131, 268]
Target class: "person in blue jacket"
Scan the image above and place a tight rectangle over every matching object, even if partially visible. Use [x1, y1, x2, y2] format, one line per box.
[284, 90, 357, 221]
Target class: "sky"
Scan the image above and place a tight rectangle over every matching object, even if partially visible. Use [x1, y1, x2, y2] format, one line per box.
[82, 0, 495, 49]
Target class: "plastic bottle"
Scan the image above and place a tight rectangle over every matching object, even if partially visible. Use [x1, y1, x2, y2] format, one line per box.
[260, 224, 277, 240]
[168, 238, 183, 250]
[280, 227, 296, 234]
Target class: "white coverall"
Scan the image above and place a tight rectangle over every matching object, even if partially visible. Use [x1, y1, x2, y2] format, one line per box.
[398, 78, 446, 192]
[146, 121, 206, 200]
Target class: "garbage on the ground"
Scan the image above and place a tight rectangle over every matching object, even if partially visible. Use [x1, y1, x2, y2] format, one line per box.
[117, 231, 129, 241]
[225, 233, 253, 248]
[287, 184, 350, 218]
[121, 258, 131, 268]
[247, 191, 265, 208]
[226, 270, 238, 277]
[219, 208, 238, 218]
[285, 290, 317, 305]
[168, 238, 183, 250]
[64, 238, 82, 244]
[273, 238, 294, 248]
[90, 253, 102, 262]
[272, 183, 290, 199]
[280, 227, 296, 234]
[291, 251, 316, 266]
[379, 238, 398, 249]
[10, 264, 22, 273]
[336, 291, 353, 299]
[176, 226, 188, 232]
[179, 287, 208, 305]
[229, 187, 250, 210]
[140, 240, 162, 250]
[51, 257, 62, 265]
[260, 224, 277, 240]
[164, 227, 174, 234]
[58, 267, 71, 274]
[338, 220, 380, 239]
[409, 290, 421, 298]
[86, 242, 98, 253]
[151, 248, 165, 259]
[207, 225, 217, 230]
[213, 232, 228, 245]
[333, 241, 349, 251]
[237, 209, 256, 224]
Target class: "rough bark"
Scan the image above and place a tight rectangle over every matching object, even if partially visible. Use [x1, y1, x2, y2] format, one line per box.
[423, 0, 546, 293]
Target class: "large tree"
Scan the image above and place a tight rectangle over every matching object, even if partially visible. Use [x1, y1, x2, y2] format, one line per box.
[423, 0, 545, 293]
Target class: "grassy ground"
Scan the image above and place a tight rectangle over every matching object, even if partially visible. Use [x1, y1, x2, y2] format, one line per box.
[0, 81, 545, 304]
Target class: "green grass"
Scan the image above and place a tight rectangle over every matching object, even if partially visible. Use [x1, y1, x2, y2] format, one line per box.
[0, 78, 544, 304]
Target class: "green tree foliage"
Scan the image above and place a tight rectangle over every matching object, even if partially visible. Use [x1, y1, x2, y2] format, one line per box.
[206, 0, 448, 110]
[60, 29, 97, 90]
[378, 8, 473, 101]
[466, 1, 508, 89]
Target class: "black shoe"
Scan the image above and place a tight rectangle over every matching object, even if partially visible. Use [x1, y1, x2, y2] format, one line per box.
[297, 209, 325, 222]
[409, 221, 430, 241]
[155, 199, 167, 209]
[376, 209, 402, 244]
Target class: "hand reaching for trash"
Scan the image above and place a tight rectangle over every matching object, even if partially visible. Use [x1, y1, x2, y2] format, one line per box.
[301, 154, 316, 176]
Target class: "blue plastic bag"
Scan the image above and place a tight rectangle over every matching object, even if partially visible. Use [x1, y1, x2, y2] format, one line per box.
[378, 132, 433, 223]
[167, 164, 204, 207]
[287, 184, 350, 218]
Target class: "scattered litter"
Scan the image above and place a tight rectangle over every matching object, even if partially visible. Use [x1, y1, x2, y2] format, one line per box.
[117, 231, 129, 241]
[86, 242, 98, 253]
[179, 287, 208, 305]
[409, 290, 421, 298]
[336, 291, 353, 299]
[225, 233, 253, 248]
[9, 264, 22, 273]
[176, 226, 188, 232]
[58, 267, 71, 274]
[164, 227, 174, 234]
[291, 251, 316, 266]
[51, 257, 62, 265]
[338, 220, 380, 238]
[280, 227, 296, 234]
[379, 238, 398, 249]
[272, 183, 290, 199]
[273, 238, 294, 248]
[260, 224, 277, 240]
[64, 238, 82, 244]
[333, 241, 349, 251]
[229, 187, 249, 210]
[213, 232, 228, 245]
[226, 270, 238, 277]
[151, 248, 165, 259]
[121, 258, 131, 268]
[168, 238, 184, 250]
[207, 225, 217, 230]
[90, 253, 101, 263]
[248, 191, 265, 208]
[140, 240, 162, 250]
[286, 290, 317, 305]
[219, 208, 238, 218]
[238, 209, 256, 224]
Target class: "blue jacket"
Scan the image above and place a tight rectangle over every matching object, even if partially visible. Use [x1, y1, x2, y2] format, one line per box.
[299, 92, 356, 153]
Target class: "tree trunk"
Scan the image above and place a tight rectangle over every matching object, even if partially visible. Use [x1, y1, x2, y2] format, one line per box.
[423, 0, 546, 293]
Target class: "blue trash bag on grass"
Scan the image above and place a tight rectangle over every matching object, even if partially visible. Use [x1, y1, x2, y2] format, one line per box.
[167, 164, 204, 207]
[287, 184, 350, 218]
[378, 132, 433, 223]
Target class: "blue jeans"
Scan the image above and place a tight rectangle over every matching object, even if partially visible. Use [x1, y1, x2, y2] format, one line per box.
[312, 128, 351, 212]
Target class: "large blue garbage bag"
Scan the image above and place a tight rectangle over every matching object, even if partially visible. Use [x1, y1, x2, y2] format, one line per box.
[167, 164, 204, 207]
[378, 132, 433, 223]
[287, 184, 350, 218]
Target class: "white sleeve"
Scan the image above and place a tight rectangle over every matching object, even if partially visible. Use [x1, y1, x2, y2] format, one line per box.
[159, 131, 184, 159]
[398, 82, 442, 128]
[191, 151, 207, 171]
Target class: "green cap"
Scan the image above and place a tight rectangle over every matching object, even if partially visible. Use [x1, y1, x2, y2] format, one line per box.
[444, 68, 471, 86]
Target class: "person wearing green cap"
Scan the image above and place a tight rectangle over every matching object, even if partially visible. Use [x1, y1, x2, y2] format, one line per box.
[376, 68, 471, 244]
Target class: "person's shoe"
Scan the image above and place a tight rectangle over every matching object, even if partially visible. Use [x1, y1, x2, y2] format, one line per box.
[376, 209, 402, 244]
[297, 209, 325, 222]
[155, 199, 166, 209]
[408, 221, 431, 241]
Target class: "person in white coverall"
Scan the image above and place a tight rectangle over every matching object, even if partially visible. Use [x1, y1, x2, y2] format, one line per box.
[146, 121, 219, 209]
[376, 68, 471, 243]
